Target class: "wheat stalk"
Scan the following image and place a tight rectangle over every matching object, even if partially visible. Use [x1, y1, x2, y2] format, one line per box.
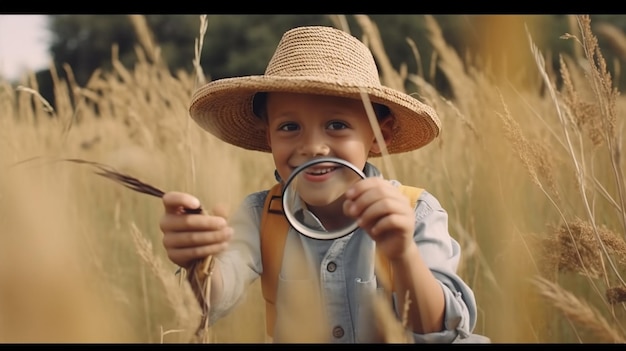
[193, 15, 209, 88]
[129, 15, 159, 64]
[533, 277, 625, 343]
[130, 222, 201, 340]
[526, 21, 626, 289]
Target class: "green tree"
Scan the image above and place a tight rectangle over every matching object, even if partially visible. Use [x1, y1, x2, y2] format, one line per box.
[48, 15, 200, 85]
[48, 15, 134, 84]
[198, 15, 333, 80]
[34, 14, 626, 110]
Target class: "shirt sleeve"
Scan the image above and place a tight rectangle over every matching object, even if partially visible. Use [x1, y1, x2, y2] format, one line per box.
[400, 189, 478, 343]
[207, 191, 266, 324]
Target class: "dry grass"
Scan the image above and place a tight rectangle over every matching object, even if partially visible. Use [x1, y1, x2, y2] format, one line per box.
[1, 14, 626, 343]
[533, 277, 625, 343]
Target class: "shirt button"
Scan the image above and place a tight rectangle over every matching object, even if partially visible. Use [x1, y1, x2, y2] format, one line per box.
[332, 326, 344, 338]
[326, 262, 337, 272]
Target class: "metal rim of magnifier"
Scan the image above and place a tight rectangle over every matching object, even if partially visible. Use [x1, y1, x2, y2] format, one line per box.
[282, 157, 366, 240]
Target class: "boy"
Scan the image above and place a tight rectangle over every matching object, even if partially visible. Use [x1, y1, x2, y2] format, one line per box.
[160, 25, 486, 343]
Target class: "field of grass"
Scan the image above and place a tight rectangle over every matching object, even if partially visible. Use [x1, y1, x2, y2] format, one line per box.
[0, 14, 625, 343]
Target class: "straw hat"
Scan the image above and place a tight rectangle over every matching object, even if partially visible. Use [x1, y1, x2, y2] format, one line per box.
[189, 25, 440, 155]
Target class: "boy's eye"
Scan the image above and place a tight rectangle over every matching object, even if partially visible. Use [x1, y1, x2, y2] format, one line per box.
[278, 122, 299, 132]
[327, 121, 348, 130]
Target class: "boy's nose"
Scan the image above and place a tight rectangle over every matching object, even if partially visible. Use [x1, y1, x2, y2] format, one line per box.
[297, 133, 330, 157]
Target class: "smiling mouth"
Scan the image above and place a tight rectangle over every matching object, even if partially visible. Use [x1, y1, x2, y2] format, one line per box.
[305, 166, 338, 175]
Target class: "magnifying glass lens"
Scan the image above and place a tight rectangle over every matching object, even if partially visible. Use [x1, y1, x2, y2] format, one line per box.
[282, 157, 366, 240]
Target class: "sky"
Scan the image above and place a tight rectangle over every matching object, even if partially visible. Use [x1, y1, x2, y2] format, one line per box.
[0, 15, 51, 81]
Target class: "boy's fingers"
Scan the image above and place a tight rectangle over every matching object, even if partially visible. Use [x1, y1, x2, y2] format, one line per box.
[160, 212, 228, 233]
[166, 241, 230, 265]
[162, 226, 233, 249]
[345, 176, 382, 199]
[162, 191, 201, 214]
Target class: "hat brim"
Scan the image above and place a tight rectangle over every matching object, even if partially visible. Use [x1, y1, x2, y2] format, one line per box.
[189, 75, 440, 155]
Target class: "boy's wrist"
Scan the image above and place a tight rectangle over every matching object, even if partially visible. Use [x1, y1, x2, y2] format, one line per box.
[388, 241, 420, 265]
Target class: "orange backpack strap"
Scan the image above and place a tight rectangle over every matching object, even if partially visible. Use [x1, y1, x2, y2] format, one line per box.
[399, 185, 424, 209]
[259, 182, 423, 337]
[260, 182, 288, 337]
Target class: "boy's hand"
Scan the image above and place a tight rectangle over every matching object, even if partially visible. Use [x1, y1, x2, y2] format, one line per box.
[160, 191, 233, 269]
[343, 177, 415, 261]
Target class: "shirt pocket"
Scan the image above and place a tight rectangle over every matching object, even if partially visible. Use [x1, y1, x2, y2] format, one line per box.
[354, 275, 384, 343]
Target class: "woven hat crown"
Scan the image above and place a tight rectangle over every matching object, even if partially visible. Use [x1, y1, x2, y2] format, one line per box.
[264, 26, 381, 87]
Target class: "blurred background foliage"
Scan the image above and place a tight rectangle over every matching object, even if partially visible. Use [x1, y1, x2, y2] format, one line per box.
[16, 14, 626, 110]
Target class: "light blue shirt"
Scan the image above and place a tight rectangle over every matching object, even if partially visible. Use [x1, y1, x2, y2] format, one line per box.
[208, 162, 482, 343]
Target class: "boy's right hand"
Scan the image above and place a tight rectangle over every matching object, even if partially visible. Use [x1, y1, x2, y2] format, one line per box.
[160, 191, 233, 269]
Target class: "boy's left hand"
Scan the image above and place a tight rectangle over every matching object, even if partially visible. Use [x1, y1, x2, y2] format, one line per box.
[343, 177, 415, 261]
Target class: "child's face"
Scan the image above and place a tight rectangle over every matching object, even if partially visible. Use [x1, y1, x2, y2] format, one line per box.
[266, 92, 388, 200]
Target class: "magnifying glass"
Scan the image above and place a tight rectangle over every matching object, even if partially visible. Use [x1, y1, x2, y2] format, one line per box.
[282, 157, 366, 240]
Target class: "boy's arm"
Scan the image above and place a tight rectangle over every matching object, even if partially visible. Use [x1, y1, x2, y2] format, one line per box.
[204, 191, 267, 324]
[345, 177, 476, 340]
[389, 243, 446, 334]
[393, 191, 476, 342]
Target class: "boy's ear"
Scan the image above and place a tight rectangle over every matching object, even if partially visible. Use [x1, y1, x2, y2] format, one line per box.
[369, 116, 394, 155]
